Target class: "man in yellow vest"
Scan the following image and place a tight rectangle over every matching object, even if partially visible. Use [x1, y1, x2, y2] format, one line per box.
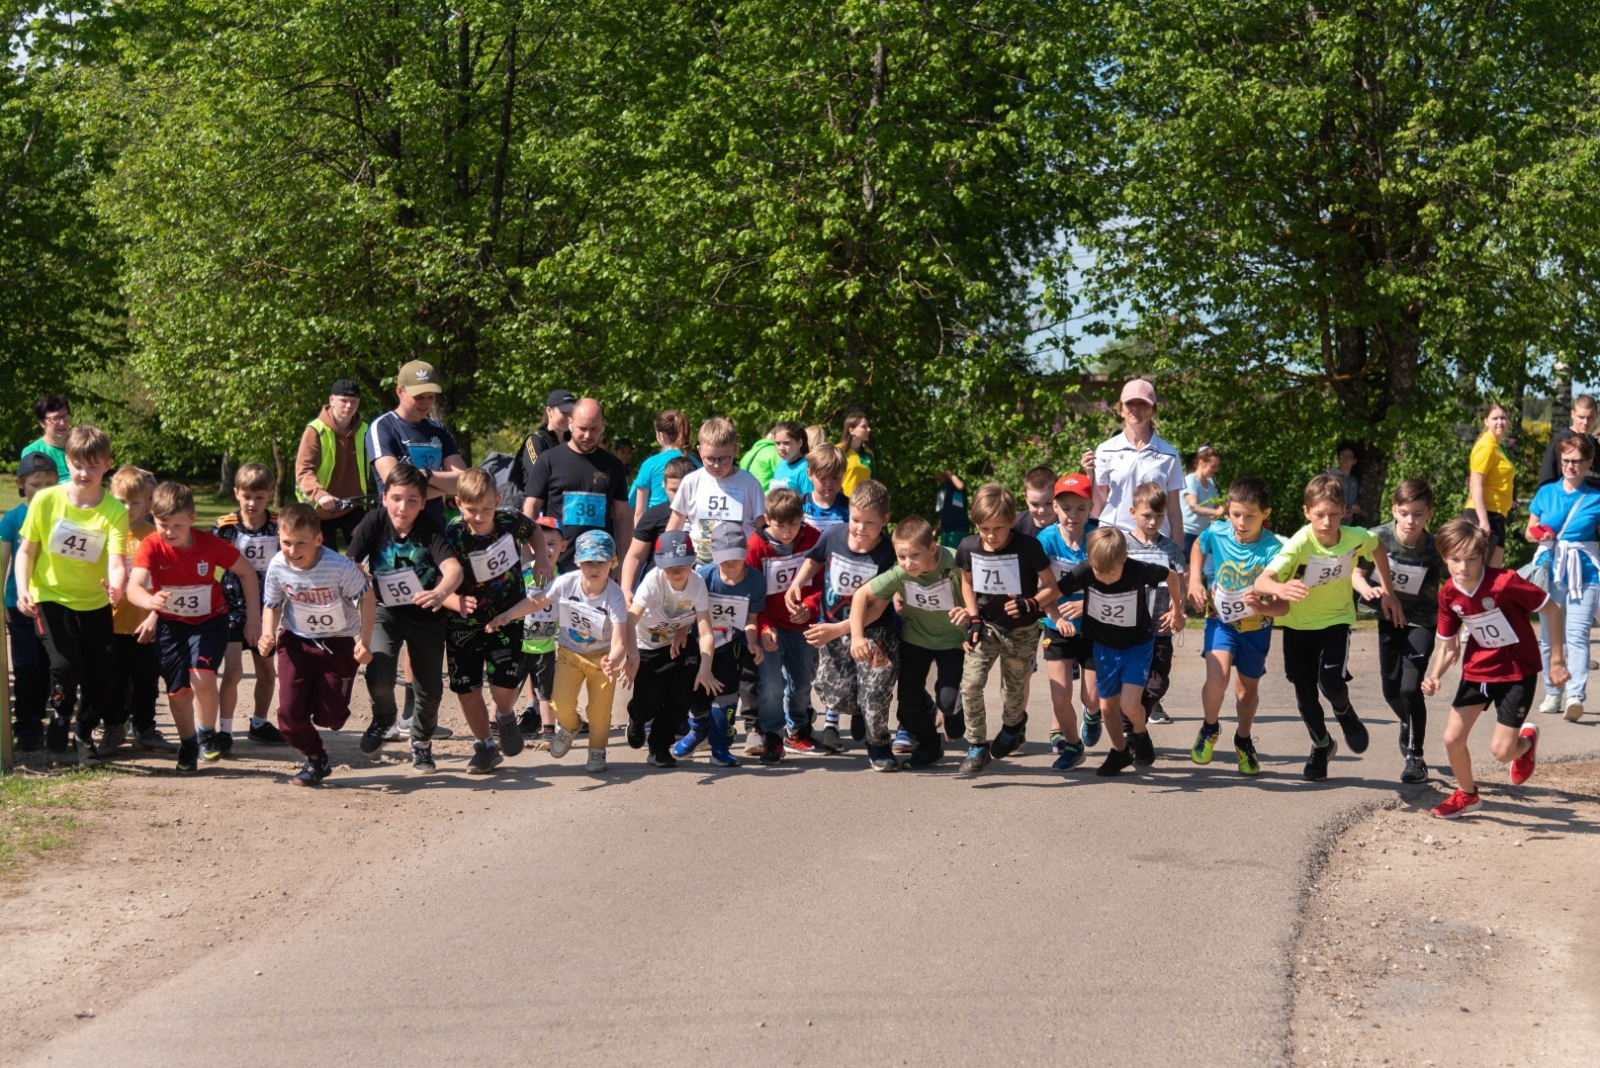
[294, 378, 370, 547]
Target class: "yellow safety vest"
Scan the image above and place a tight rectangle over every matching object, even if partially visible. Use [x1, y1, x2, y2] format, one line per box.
[297, 417, 369, 502]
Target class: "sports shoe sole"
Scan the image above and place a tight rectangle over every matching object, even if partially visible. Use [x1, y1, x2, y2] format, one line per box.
[1564, 701, 1584, 722]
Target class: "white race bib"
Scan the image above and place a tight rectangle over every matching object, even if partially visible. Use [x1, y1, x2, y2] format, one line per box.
[293, 599, 347, 635]
[375, 568, 422, 607]
[1087, 588, 1140, 628]
[1212, 585, 1255, 626]
[163, 584, 212, 619]
[558, 600, 609, 644]
[973, 554, 1022, 596]
[1303, 551, 1353, 589]
[904, 577, 955, 613]
[707, 595, 750, 644]
[697, 484, 743, 523]
[764, 555, 804, 596]
[1464, 607, 1517, 649]
[1049, 556, 1076, 581]
[523, 587, 556, 628]
[468, 533, 517, 584]
[47, 519, 106, 564]
[829, 556, 877, 597]
[1389, 561, 1429, 596]
[237, 534, 277, 572]
[805, 515, 844, 534]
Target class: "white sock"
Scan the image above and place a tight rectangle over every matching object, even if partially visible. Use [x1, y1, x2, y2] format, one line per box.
[219, 717, 234, 734]
[250, 716, 267, 729]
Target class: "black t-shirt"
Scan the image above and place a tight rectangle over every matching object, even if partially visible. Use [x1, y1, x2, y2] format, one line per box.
[937, 479, 969, 533]
[445, 510, 539, 629]
[803, 524, 896, 631]
[346, 508, 457, 616]
[955, 531, 1052, 629]
[525, 443, 628, 567]
[1012, 513, 1048, 540]
[628, 502, 674, 590]
[1057, 558, 1170, 649]
[511, 427, 567, 498]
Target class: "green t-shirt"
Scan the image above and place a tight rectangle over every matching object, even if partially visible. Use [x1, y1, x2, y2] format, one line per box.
[20, 439, 68, 483]
[520, 565, 557, 654]
[1267, 524, 1378, 631]
[866, 546, 964, 650]
[18, 483, 129, 611]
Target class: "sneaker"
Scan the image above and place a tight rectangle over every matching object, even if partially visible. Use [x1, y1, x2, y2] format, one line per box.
[957, 744, 992, 777]
[1234, 733, 1260, 776]
[215, 731, 234, 755]
[627, 718, 646, 749]
[74, 734, 101, 767]
[1430, 788, 1481, 819]
[1398, 718, 1411, 758]
[1096, 746, 1134, 777]
[575, 718, 590, 736]
[586, 748, 608, 773]
[1051, 741, 1086, 771]
[892, 729, 915, 755]
[384, 720, 406, 742]
[1400, 755, 1429, 784]
[1510, 724, 1539, 785]
[707, 748, 739, 768]
[533, 727, 555, 751]
[1538, 692, 1563, 715]
[467, 740, 504, 774]
[820, 725, 843, 753]
[850, 713, 866, 741]
[497, 714, 525, 757]
[100, 722, 127, 752]
[648, 751, 678, 768]
[907, 740, 945, 770]
[291, 756, 331, 787]
[1129, 730, 1156, 766]
[248, 721, 288, 745]
[13, 733, 42, 752]
[1304, 737, 1338, 781]
[46, 712, 70, 754]
[990, 712, 1028, 759]
[1333, 708, 1369, 754]
[1146, 701, 1172, 725]
[432, 725, 454, 740]
[759, 734, 784, 765]
[1049, 731, 1066, 754]
[1191, 723, 1219, 765]
[175, 738, 199, 774]
[360, 719, 391, 755]
[200, 729, 223, 763]
[672, 719, 707, 758]
[518, 707, 542, 736]
[741, 729, 762, 755]
[1564, 699, 1584, 723]
[944, 708, 966, 742]
[549, 726, 575, 759]
[784, 732, 819, 755]
[131, 727, 178, 752]
[411, 741, 436, 773]
[866, 745, 899, 772]
[1081, 712, 1103, 748]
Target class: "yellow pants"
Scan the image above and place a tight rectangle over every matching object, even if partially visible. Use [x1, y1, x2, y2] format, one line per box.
[552, 647, 615, 749]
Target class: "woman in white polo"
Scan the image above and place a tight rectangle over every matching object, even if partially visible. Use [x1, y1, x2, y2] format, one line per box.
[1083, 379, 1187, 541]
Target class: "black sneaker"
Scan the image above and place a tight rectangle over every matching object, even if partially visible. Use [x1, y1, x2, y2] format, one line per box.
[1304, 737, 1338, 781]
[648, 751, 678, 768]
[990, 712, 1028, 759]
[957, 743, 992, 777]
[1334, 708, 1369, 754]
[360, 719, 391, 754]
[575, 718, 590, 736]
[467, 740, 504, 774]
[850, 713, 866, 741]
[906, 740, 945, 769]
[497, 714, 525, 757]
[175, 738, 199, 774]
[1398, 718, 1411, 758]
[132, 726, 178, 752]
[1146, 701, 1172, 725]
[46, 712, 69, 754]
[215, 731, 234, 755]
[248, 721, 288, 745]
[821, 724, 843, 753]
[626, 718, 647, 749]
[200, 729, 224, 763]
[518, 707, 542, 737]
[411, 741, 436, 774]
[1096, 746, 1135, 777]
[1130, 730, 1156, 766]
[291, 756, 331, 787]
[13, 733, 42, 752]
[74, 733, 101, 766]
[759, 733, 784, 765]
[865, 744, 899, 772]
[1400, 755, 1429, 784]
[100, 722, 128, 752]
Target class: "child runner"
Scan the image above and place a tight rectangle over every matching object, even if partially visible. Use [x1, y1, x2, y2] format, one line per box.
[1057, 527, 1185, 776]
[1255, 474, 1406, 780]
[623, 531, 717, 768]
[1036, 473, 1097, 768]
[669, 417, 768, 564]
[258, 503, 374, 786]
[1185, 476, 1286, 775]
[13, 427, 128, 763]
[954, 483, 1069, 776]
[800, 443, 851, 535]
[518, 516, 565, 748]
[127, 482, 262, 770]
[1353, 479, 1442, 783]
[105, 467, 163, 753]
[346, 462, 464, 772]
[746, 486, 822, 752]
[1420, 518, 1563, 818]
[1, 453, 69, 751]
[621, 455, 696, 600]
[214, 462, 287, 749]
[783, 479, 897, 758]
[935, 470, 970, 549]
[1125, 482, 1187, 726]
[674, 523, 769, 764]
[1014, 466, 1057, 538]
[767, 420, 814, 494]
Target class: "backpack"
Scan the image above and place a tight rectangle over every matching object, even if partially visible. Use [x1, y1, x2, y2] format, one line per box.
[480, 451, 525, 514]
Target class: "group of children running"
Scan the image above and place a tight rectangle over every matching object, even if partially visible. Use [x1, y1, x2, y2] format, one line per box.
[3, 415, 1562, 821]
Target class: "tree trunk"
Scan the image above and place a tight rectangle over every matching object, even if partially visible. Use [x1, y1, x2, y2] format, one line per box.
[270, 437, 286, 510]
[218, 452, 232, 498]
[1552, 356, 1572, 432]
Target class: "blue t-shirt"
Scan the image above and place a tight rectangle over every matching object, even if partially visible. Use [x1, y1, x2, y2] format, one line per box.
[696, 562, 767, 649]
[366, 410, 461, 522]
[803, 492, 851, 534]
[629, 448, 697, 508]
[768, 457, 813, 496]
[1181, 473, 1219, 535]
[1036, 519, 1098, 632]
[1197, 520, 1283, 632]
[1530, 480, 1600, 584]
[1, 501, 28, 608]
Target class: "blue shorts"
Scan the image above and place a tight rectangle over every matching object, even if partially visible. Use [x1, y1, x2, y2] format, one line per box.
[1202, 617, 1273, 680]
[1092, 639, 1155, 699]
[157, 614, 230, 695]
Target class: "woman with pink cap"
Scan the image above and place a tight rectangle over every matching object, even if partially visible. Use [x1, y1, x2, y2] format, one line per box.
[1082, 379, 1187, 543]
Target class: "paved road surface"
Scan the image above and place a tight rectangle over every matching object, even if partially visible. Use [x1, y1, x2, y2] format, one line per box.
[22, 630, 1600, 1067]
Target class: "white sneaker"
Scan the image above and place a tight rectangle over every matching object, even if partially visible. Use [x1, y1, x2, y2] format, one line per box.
[549, 726, 574, 759]
[383, 721, 405, 741]
[1539, 692, 1563, 715]
[744, 729, 764, 755]
[1565, 699, 1585, 723]
[586, 748, 608, 774]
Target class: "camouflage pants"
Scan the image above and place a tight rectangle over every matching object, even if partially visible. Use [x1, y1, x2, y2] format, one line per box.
[813, 631, 900, 745]
[960, 622, 1038, 745]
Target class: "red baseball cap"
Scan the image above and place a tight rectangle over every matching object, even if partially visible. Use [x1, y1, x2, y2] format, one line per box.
[1053, 473, 1092, 499]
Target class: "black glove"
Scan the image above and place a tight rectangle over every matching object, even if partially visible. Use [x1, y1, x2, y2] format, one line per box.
[965, 620, 984, 646]
[1012, 595, 1039, 616]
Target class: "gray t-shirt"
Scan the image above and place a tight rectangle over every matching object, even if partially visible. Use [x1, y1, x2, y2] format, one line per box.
[1125, 531, 1185, 633]
[263, 548, 370, 640]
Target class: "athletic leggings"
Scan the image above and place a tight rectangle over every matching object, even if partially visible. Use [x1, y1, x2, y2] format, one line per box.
[34, 602, 116, 739]
[1377, 621, 1431, 757]
[897, 642, 963, 747]
[1140, 634, 1175, 714]
[1279, 624, 1351, 743]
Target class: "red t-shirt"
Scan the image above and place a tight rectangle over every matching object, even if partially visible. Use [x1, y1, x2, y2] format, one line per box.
[745, 526, 822, 634]
[132, 528, 241, 624]
[1436, 567, 1547, 682]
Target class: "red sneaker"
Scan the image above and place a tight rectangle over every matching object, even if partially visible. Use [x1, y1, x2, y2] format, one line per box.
[1510, 724, 1539, 785]
[1431, 788, 1482, 819]
[784, 734, 818, 755]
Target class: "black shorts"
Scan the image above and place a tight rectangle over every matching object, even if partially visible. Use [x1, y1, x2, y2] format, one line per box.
[689, 641, 748, 714]
[446, 622, 526, 694]
[1040, 627, 1093, 679]
[157, 614, 230, 695]
[523, 649, 555, 701]
[1451, 675, 1536, 728]
[1459, 509, 1507, 551]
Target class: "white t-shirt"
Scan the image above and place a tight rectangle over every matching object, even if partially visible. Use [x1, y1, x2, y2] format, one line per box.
[1093, 431, 1186, 534]
[670, 468, 768, 562]
[546, 570, 628, 655]
[632, 568, 709, 650]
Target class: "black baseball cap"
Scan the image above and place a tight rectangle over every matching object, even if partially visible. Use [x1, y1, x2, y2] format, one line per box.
[330, 379, 360, 398]
[16, 453, 59, 479]
[653, 530, 694, 569]
[546, 389, 577, 413]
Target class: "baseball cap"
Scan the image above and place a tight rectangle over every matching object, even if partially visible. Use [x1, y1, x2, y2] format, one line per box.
[16, 452, 59, 479]
[1053, 473, 1092, 500]
[397, 361, 442, 395]
[709, 521, 748, 564]
[330, 379, 360, 398]
[545, 389, 577, 413]
[653, 530, 695, 569]
[1119, 379, 1156, 406]
[535, 515, 563, 535]
[573, 529, 616, 563]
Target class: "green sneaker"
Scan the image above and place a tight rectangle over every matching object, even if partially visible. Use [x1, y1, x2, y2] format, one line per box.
[1191, 723, 1219, 765]
[1234, 732, 1260, 776]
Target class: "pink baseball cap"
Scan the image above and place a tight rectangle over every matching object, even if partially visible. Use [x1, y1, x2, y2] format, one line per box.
[1120, 379, 1156, 406]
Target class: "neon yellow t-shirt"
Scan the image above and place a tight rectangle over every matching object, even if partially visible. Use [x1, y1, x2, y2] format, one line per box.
[1469, 432, 1515, 516]
[18, 484, 129, 611]
[840, 447, 875, 498]
[1267, 524, 1378, 631]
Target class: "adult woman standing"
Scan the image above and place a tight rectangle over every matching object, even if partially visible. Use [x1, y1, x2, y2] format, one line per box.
[1467, 402, 1516, 568]
[838, 412, 876, 498]
[1525, 433, 1600, 721]
[1082, 379, 1187, 542]
[1180, 444, 1224, 553]
[630, 409, 696, 522]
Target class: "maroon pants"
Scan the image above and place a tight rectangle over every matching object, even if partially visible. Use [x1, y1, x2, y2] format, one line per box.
[276, 632, 358, 760]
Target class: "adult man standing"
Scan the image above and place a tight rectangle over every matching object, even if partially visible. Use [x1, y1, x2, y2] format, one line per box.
[366, 361, 469, 524]
[20, 395, 71, 483]
[295, 379, 370, 546]
[1538, 395, 1600, 489]
[522, 398, 631, 570]
[510, 388, 575, 499]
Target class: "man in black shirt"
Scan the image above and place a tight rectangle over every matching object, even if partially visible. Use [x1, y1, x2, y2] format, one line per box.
[1537, 395, 1600, 488]
[522, 398, 633, 571]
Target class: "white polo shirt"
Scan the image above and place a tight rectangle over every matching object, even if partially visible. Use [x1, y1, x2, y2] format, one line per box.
[1094, 430, 1186, 534]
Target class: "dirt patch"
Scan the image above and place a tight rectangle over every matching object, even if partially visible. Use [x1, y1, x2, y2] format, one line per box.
[1290, 765, 1600, 1067]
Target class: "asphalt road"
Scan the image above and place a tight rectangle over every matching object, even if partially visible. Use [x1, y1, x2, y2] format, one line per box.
[21, 628, 1600, 1068]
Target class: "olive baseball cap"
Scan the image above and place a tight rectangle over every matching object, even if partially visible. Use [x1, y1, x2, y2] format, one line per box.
[397, 361, 442, 395]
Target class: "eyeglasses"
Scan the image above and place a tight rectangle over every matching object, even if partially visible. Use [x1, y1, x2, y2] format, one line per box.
[1561, 457, 1586, 467]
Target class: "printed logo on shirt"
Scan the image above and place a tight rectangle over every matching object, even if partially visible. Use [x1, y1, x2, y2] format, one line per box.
[284, 584, 338, 607]
[197, 561, 209, 577]
[1482, 597, 1495, 609]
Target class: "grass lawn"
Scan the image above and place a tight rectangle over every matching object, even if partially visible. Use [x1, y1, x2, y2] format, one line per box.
[0, 768, 112, 874]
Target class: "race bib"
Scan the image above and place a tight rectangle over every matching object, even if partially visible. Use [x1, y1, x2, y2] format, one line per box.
[469, 533, 517, 584]
[237, 534, 277, 572]
[1303, 552, 1353, 589]
[1464, 607, 1517, 649]
[697, 485, 743, 523]
[1087, 588, 1140, 627]
[1389, 561, 1429, 596]
[164, 584, 212, 619]
[805, 515, 844, 534]
[561, 492, 607, 529]
[558, 600, 609, 644]
[294, 599, 347, 635]
[829, 556, 877, 597]
[904, 577, 955, 613]
[375, 568, 421, 607]
[764, 555, 804, 596]
[1049, 556, 1076, 581]
[974, 555, 1022, 596]
[522, 584, 556, 628]
[1212, 585, 1255, 626]
[47, 519, 106, 564]
[707, 595, 750, 643]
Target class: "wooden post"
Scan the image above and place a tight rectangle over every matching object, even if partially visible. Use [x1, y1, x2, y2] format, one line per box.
[2, 610, 13, 774]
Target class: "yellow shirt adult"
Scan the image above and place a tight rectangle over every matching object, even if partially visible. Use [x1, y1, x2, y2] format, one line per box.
[19, 484, 129, 611]
[840, 446, 875, 498]
[1469, 432, 1515, 516]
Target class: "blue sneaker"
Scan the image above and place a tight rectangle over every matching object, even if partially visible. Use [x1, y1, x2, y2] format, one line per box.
[1082, 712, 1103, 748]
[1050, 731, 1067, 754]
[892, 729, 915, 755]
[1051, 741, 1086, 771]
[672, 716, 709, 758]
[707, 746, 740, 768]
